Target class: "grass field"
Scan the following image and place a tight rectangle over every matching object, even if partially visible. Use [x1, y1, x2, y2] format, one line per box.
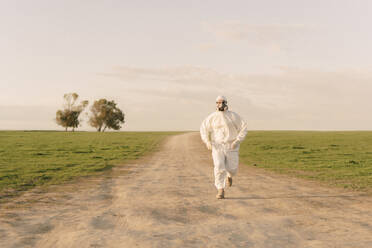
[1, 131, 372, 198]
[0, 131, 178, 196]
[240, 131, 372, 192]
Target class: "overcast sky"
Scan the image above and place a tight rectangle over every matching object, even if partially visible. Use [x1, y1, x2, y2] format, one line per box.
[1, 0, 372, 131]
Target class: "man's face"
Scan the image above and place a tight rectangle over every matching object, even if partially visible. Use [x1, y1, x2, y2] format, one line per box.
[216, 100, 226, 111]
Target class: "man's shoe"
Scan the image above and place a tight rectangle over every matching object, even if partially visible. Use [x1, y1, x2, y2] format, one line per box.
[216, 189, 225, 199]
[227, 177, 233, 187]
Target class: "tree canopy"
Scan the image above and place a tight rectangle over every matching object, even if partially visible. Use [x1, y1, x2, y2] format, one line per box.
[56, 93, 89, 131]
[89, 99, 125, 132]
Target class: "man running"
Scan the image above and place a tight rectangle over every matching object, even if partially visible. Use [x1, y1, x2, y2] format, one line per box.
[200, 96, 248, 199]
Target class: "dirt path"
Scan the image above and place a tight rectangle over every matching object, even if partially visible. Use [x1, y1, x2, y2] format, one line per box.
[1, 132, 372, 248]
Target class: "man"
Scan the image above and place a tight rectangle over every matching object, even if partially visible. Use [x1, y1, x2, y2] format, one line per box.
[200, 96, 248, 199]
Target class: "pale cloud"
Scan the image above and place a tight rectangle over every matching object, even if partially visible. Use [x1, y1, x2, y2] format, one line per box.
[102, 66, 230, 84]
[103, 65, 372, 104]
[201, 20, 312, 53]
[101, 65, 372, 130]
[195, 42, 216, 51]
[0, 105, 60, 130]
[2, 66, 371, 131]
[202, 20, 310, 41]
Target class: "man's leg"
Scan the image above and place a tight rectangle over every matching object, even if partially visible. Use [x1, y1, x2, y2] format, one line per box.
[212, 146, 227, 197]
[225, 150, 239, 186]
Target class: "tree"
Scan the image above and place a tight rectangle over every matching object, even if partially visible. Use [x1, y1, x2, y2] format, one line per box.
[89, 99, 125, 132]
[56, 93, 89, 131]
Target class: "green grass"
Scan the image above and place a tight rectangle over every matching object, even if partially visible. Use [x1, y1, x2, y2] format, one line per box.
[2, 131, 371, 197]
[240, 131, 372, 191]
[0, 131, 179, 196]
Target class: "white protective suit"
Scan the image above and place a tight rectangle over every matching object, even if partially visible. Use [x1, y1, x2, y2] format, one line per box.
[200, 109, 248, 189]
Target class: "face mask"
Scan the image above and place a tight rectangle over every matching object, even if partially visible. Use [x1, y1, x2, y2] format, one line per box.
[218, 101, 228, 111]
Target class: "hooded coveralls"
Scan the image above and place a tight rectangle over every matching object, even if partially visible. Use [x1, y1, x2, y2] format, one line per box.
[200, 110, 248, 189]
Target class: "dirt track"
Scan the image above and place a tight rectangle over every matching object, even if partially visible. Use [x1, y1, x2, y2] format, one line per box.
[1, 132, 372, 248]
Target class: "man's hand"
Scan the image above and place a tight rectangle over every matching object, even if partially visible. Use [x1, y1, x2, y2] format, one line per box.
[230, 140, 240, 149]
[206, 141, 212, 150]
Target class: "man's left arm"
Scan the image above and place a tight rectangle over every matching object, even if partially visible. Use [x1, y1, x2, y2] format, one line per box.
[200, 117, 212, 150]
[231, 114, 248, 149]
